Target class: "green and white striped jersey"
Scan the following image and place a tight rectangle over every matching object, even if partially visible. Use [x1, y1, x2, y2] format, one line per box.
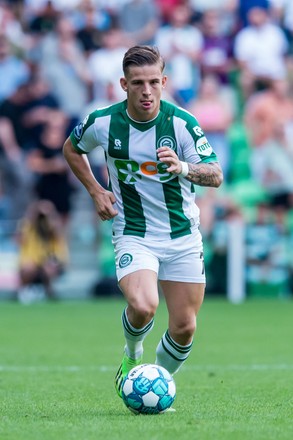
[70, 100, 218, 240]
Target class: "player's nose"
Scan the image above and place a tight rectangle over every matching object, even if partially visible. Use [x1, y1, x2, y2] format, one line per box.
[142, 84, 152, 95]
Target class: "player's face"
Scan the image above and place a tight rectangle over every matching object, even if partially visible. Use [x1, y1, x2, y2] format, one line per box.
[120, 64, 167, 122]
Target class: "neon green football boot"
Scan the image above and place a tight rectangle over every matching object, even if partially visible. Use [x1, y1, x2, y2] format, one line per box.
[115, 352, 143, 398]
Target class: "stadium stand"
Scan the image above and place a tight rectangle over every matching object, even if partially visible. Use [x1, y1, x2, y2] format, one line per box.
[1, 0, 293, 300]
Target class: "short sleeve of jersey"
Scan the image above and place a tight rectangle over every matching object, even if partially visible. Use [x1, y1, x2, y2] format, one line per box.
[183, 121, 218, 164]
[171, 104, 219, 164]
[70, 112, 99, 154]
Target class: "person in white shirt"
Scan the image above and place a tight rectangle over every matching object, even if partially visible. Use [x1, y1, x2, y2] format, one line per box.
[234, 5, 289, 97]
[155, 3, 203, 105]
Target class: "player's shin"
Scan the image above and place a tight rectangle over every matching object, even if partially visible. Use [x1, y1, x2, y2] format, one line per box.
[155, 329, 193, 374]
[122, 307, 154, 359]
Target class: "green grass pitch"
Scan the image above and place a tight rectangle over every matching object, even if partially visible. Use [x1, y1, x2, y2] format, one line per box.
[0, 297, 293, 440]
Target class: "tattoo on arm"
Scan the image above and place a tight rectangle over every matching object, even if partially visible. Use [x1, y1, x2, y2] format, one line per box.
[186, 162, 223, 187]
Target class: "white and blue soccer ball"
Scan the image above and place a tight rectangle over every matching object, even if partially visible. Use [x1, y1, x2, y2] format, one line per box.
[121, 363, 176, 415]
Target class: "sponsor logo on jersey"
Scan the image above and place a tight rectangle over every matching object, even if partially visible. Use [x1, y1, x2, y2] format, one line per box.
[119, 253, 133, 268]
[193, 126, 204, 137]
[73, 122, 84, 140]
[157, 136, 176, 151]
[196, 136, 212, 156]
[82, 115, 89, 125]
[73, 115, 89, 140]
[114, 139, 122, 149]
[115, 159, 173, 183]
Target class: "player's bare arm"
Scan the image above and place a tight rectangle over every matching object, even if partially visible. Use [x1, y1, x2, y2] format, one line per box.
[63, 137, 118, 221]
[157, 146, 223, 188]
[185, 162, 223, 187]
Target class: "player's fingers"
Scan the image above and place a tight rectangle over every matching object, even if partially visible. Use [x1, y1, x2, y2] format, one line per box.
[101, 206, 118, 220]
[158, 151, 174, 159]
[109, 192, 117, 204]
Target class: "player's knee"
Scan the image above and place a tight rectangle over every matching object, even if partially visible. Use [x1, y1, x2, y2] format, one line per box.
[171, 318, 196, 344]
[129, 298, 158, 323]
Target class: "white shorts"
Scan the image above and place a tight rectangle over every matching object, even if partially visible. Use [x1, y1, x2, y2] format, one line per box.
[113, 228, 206, 283]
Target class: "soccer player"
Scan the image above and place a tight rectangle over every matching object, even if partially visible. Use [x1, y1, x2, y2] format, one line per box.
[63, 45, 223, 398]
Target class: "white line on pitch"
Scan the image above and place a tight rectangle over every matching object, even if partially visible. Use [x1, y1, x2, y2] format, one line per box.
[0, 364, 293, 373]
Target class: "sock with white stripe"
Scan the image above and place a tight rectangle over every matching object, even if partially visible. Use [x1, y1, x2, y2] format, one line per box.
[122, 308, 154, 359]
[155, 330, 193, 374]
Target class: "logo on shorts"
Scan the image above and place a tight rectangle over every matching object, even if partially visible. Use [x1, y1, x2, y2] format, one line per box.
[119, 253, 133, 268]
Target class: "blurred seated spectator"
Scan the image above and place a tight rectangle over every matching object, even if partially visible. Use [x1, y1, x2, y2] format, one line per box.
[189, 0, 237, 12]
[0, 33, 30, 104]
[87, 27, 128, 102]
[246, 202, 289, 291]
[17, 199, 69, 302]
[154, 0, 183, 25]
[0, 73, 60, 156]
[279, 0, 293, 55]
[233, 5, 289, 98]
[73, 0, 112, 56]
[0, 0, 26, 49]
[0, 83, 35, 220]
[188, 74, 233, 180]
[269, 0, 293, 73]
[24, 0, 82, 17]
[22, 72, 62, 139]
[244, 77, 293, 147]
[38, 15, 92, 121]
[0, 169, 12, 224]
[155, 3, 203, 105]
[94, 0, 130, 20]
[26, 112, 75, 226]
[236, 0, 270, 28]
[199, 9, 235, 87]
[116, 0, 160, 46]
[27, 0, 60, 35]
[250, 122, 293, 228]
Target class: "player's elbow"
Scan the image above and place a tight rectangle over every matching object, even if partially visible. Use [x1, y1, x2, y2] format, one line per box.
[62, 137, 69, 157]
[63, 137, 75, 161]
[213, 163, 224, 188]
[214, 171, 224, 188]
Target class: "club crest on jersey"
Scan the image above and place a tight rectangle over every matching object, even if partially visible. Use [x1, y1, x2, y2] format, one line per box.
[196, 136, 213, 156]
[157, 136, 176, 151]
[119, 253, 133, 268]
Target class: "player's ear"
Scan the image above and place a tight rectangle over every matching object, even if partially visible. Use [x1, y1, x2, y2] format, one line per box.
[162, 75, 168, 89]
[120, 77, 127, 92]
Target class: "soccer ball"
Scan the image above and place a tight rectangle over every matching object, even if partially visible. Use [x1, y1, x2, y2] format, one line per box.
[121, 363, 176, 415]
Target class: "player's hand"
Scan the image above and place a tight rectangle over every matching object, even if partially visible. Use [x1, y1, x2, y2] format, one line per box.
[157, 146, 182, 175]
[92, 190, 118, 221]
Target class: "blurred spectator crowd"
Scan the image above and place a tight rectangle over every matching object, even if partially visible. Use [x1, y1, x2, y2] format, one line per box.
[1, 0, 293, 299]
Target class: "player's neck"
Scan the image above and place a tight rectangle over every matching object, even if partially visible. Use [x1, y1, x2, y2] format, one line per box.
[126, 109, 160, 124]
